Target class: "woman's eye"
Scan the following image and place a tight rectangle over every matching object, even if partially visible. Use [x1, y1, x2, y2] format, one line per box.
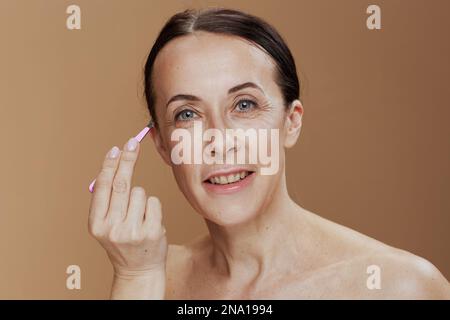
[175, 109, 198, 121]
[235, 99, 257, 112]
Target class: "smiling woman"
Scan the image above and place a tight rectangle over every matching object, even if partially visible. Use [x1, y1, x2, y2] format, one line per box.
[87, 7, 450, 299]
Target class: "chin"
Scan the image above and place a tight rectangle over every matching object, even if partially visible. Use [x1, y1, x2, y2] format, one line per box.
[196, 189, 268, 227]
[201, 202, 262, 226]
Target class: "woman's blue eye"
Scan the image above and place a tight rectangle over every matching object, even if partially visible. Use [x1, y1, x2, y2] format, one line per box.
[175, 109, 197, 121]
[175, 100, 256, 121]
[235, 99, 257, 112]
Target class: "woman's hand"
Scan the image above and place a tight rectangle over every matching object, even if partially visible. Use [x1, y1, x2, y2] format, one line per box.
[88, 137, 168, 299]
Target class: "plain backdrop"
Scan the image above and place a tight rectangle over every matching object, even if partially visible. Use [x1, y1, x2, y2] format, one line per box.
[0, 0, 449, 298]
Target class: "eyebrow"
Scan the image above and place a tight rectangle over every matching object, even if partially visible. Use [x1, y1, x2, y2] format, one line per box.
[165, 82, 263, 108]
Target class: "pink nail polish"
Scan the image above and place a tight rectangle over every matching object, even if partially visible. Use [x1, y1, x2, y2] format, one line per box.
[108, 146, 120, 158]
[126, 138, 138, 151]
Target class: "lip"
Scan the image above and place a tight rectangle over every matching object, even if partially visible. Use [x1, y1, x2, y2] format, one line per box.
[202, 170, 256, 195]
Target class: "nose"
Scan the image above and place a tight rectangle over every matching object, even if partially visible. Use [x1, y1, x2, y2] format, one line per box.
[203, 117, 241, 163]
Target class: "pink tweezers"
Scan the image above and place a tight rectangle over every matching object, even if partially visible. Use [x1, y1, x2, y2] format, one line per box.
[88, 121, 154, 193]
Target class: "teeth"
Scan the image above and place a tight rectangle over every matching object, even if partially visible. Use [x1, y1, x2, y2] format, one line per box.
[208, 171, 250, 185]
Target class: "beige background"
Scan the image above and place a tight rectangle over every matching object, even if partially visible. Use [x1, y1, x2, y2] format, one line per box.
[0, 0, 449, 299]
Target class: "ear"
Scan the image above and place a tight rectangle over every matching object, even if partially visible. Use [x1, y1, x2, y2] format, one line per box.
[284, 99, 304, 148]
[150, 126, 172, 166]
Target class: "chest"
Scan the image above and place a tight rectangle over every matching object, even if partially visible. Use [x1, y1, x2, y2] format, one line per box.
[165, 265, 367, 299]
[166, 271, 310, 299]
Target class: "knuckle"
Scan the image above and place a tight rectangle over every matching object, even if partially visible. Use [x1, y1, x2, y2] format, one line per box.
[99, 166, 115, 177]
[112, 177, 128, 194]
[107, 228, 122, 244]
[145, 234, 161, 243]
[103, 158, 118, 169]
[120, 151, 137, 162]
[129, 232, 143, 245]
[145, 227, 165, 241]
[107, 226, 143, 245]
[96, 172, 112, 187]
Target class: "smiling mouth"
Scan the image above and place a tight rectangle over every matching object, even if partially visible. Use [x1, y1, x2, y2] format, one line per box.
[204, 170, 255, 185]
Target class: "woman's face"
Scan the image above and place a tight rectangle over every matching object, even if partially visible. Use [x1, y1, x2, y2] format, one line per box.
[151, 31, 302, 226]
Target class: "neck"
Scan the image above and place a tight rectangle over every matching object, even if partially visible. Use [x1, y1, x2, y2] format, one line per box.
[204, 171, 311, 282]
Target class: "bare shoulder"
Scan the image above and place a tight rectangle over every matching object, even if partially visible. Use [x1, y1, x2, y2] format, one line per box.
[303, 209, 450, 299]
[362, 249, 450, 299]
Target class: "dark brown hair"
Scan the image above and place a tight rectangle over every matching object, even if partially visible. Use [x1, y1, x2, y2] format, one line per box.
[144, 8, 300, 128]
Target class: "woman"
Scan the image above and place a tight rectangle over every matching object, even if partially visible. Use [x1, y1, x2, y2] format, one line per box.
[88, 8, 450, 299]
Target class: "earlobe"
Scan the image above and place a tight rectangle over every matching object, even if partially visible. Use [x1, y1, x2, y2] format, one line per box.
[284, 99, 303, 148]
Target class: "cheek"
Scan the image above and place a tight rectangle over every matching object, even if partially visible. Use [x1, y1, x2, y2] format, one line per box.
[253, 106, 286, 131]
[172, 164, 190, 181]
[172, 164, 199, 192]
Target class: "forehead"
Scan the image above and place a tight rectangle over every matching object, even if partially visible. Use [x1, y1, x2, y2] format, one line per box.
[152, 31, 278, 104]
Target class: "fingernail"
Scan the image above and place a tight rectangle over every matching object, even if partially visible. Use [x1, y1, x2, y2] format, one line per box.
[108, 146, 120, 159]
[126, 137, 138, 151]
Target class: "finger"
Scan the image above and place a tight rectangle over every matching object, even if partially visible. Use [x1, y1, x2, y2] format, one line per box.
[143, 196, 163, 233]
[125, 186, 147, 225]
[88, 146, 121, 227]
[107, 137, 140, 224]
